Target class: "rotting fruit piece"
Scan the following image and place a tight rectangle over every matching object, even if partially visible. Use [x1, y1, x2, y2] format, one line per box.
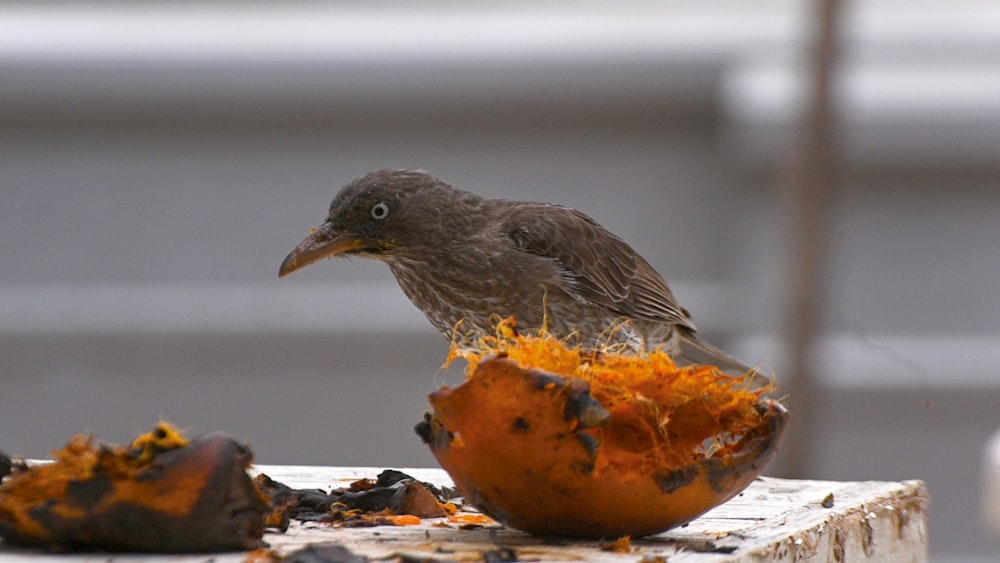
[416, 320, 789, 538]
[0, 422, 268, 552]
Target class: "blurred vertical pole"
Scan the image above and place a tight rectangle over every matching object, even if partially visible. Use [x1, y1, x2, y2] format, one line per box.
[779, 0, 843, 478]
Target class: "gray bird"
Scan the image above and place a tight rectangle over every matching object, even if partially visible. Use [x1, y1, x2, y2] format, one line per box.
[280, 169, 759, 378]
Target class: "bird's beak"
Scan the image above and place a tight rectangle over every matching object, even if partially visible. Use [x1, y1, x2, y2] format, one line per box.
[278, 222, 366, 277]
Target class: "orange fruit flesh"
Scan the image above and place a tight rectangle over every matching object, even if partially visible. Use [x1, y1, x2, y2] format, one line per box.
[422, 323, 787, 537]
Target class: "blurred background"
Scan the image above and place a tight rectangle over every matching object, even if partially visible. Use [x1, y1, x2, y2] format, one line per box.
[1, 1, 998, 560]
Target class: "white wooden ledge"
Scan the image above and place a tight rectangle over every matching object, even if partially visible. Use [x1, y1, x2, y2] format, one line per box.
[0, 466, 928, 562]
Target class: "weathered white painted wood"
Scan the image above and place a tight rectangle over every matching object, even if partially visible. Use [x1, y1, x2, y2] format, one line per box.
[0, 466, 928, 562]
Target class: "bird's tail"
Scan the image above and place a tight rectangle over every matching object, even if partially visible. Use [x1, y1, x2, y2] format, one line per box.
[674, 330, 774, 391]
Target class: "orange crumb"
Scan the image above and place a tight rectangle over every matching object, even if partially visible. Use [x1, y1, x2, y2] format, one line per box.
[603, 535, 633, 553]
[447, 513, 495, 526]
[389, 514, 422, 526]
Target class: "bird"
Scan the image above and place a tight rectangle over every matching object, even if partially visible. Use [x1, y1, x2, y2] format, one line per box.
[279, 168, 761, 380]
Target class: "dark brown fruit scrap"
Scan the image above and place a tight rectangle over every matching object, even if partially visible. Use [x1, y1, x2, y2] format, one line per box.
[0, 425, 267, 552]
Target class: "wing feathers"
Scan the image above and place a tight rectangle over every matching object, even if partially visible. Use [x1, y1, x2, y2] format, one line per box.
[500, 203, 695, 331]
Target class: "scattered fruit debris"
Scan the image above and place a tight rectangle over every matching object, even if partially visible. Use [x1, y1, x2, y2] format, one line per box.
[257, 468, 460, 531]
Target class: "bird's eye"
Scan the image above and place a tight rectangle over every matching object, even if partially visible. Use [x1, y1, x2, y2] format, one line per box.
[370, 202, 390, 220]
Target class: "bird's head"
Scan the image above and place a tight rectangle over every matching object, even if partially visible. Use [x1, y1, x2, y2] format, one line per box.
[279, 168, 477, 277]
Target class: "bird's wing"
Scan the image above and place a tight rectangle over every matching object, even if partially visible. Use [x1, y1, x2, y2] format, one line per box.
[499, 203, 696, 330]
